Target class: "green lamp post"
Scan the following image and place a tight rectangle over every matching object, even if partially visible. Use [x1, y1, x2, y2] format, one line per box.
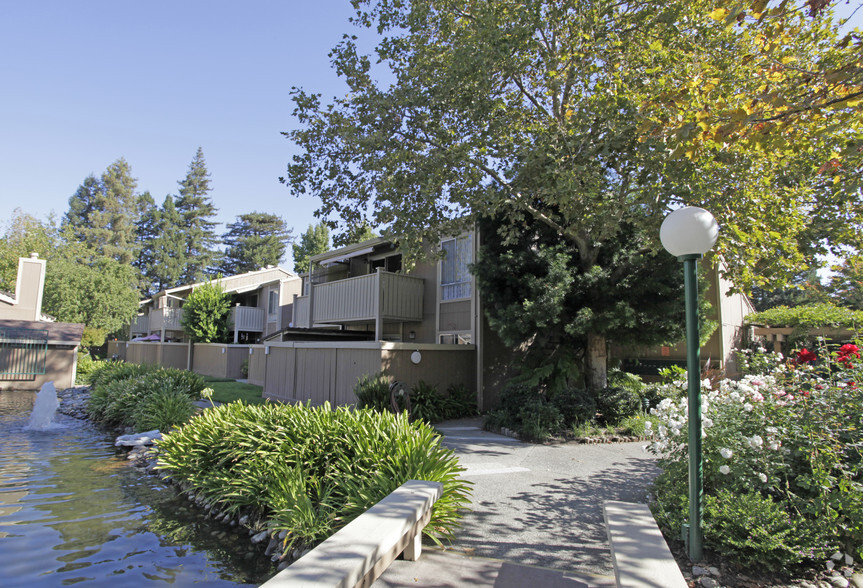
[660, 206, 719, 562]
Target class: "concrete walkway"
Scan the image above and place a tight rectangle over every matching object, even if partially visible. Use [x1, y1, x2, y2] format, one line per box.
[375, 418, 661, 587]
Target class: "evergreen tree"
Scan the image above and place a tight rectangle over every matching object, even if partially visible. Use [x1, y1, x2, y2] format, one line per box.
[221, 212, 293, 275]
[175, 147, 219, 282]
[473, 210, 715, 390]
[134, 192, 160, 295]
[151, 195, 187, 292]
[292, 222, 330, 274]
[134, 194, 187, 294]
[64, 159, 140, 264]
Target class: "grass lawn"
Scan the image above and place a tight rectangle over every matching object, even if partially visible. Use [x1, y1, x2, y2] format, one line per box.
[203, 377, 266, 404]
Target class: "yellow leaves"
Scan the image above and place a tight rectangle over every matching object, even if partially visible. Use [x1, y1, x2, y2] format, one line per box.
[780, 56, 796, 65]
[709, 8, 728, 21]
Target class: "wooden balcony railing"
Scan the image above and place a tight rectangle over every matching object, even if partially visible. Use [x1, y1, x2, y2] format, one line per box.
[231, 306, 266, 332]
[292, 271, 423, 332]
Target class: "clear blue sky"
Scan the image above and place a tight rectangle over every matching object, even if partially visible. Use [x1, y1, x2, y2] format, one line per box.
[1, 1, 860, 270]
[0, 0, 372, 267]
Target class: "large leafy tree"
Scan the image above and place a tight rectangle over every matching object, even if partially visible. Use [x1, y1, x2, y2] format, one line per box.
[0, 209, 56, 291]
[285, 0, 861, 288]
[64, 158, 141, 264]
[332, 221, 378, 248]
[1, 210, 139, 338]
[220, 212, 293, 275]
[175, 147, 219, 283]
[284, 0, 861, 387]
[292, 222, 331, 274]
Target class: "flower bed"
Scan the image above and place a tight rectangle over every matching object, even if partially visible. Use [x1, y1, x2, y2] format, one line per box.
[648, 345, 862, 576]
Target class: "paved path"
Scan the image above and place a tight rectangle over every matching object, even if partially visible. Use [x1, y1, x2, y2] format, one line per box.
[376, 418, 660, 586]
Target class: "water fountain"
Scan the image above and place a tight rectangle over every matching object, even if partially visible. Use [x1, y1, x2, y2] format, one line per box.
[24, 381, 59, 430]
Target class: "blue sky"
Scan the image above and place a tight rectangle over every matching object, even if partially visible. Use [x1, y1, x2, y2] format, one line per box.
[1, 1, 860, 270]
[0, 1, 370, 267]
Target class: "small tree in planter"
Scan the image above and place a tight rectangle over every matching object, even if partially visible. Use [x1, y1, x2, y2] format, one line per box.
[180, 279, 231, 343]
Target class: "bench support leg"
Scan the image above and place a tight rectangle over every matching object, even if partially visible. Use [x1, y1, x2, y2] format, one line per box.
[402, 532, 422, 561]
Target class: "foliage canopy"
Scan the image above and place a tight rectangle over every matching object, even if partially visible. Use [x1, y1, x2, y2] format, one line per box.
[284, 0, 863, 292]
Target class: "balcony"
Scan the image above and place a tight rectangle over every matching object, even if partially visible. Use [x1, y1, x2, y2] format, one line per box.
[132, 314, 149, 334]
[231, 306, 266, 332]
[293, 270, 423, 333]
[149, 307, 183, 332]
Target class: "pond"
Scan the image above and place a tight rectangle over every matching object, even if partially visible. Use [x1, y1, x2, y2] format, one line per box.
[0, 390, 274, 587]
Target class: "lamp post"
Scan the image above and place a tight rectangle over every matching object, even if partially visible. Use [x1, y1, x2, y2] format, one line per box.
[659, 206, 719, 563]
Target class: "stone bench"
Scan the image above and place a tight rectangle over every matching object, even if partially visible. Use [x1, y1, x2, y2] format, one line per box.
[260, 480, 443, 588]
[603, 501, 687, 588]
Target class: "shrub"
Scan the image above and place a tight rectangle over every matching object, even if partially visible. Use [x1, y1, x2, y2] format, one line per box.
[746, 303, 863, 330]
[353, 372, 391, 411]
[410, 380, 445, 423]
[517, 399, 562, 442]
[156, 402, 472, 555]
[648, 343, 863, 571]
[134, 388, 195, 432]
[595, 386, 640, 425]
[86, 366, 206, 431]
[548, 386, 596, 426]
[445, 383, 478, 418]
[75, 352, 98, 384]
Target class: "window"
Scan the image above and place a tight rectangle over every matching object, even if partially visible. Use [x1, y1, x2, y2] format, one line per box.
[441, 235, 472, 301]
[268, 290, 278, 315]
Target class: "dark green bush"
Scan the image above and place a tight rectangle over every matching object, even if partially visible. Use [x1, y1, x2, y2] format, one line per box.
[156, 402, 472, 555]
[445, 383, 478, 418]
[517, 399, 562, 442]
[595, 386, 640, 425]
[703, 490, 814, 571]
[548, 386, 596, 426]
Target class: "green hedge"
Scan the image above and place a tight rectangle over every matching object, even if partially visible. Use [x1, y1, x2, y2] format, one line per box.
[746, 303, 863, 329]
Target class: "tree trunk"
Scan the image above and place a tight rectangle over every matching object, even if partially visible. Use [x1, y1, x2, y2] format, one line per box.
[586, 332, 607, 391]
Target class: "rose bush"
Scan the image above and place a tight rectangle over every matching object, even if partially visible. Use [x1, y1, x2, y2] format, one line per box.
[649, 344, 863, 572]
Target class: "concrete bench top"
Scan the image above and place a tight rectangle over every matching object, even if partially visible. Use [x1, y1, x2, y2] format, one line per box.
[603, 501, 687, 588]
[260, 479, 443, 588]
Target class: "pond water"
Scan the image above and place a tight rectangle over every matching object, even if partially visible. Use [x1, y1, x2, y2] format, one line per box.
[0, 390, 274, 587]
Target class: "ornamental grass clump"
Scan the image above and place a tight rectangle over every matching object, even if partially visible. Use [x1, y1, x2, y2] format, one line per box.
[155, 401, 471, 559]
[86, 365, 206, 431]
[648, 345, 863, 573]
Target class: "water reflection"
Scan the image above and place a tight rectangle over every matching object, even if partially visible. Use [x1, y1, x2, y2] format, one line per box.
[0, 390, 273, 587]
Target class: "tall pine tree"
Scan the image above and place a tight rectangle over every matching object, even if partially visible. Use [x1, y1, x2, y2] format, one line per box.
[65, 159, 140, 265]
[134, 192, 160, 295]
[221, 212, 293, 275]
[175, 147, 219, 283]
